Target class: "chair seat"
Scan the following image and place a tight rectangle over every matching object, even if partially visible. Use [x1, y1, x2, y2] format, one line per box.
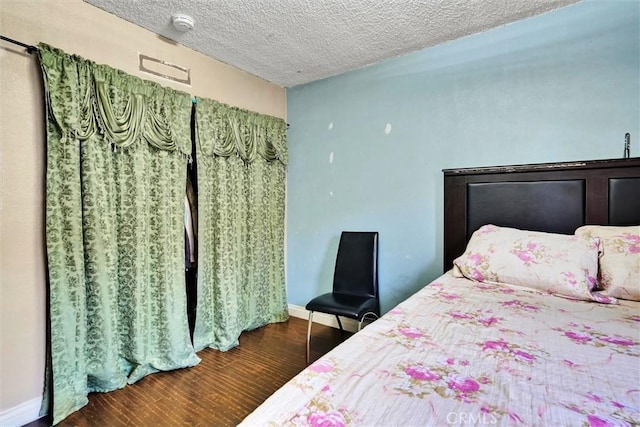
[306, 292, 378, 319]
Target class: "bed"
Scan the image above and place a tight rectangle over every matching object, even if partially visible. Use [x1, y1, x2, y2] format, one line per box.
[240, 158, 640, 427]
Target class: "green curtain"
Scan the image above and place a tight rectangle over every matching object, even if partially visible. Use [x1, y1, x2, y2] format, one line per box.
[39, 44, 200, 424]
[193, 97, 289, 351]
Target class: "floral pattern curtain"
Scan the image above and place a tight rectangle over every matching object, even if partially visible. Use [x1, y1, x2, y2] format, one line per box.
[39, 44, 199, 424]
[193, 97, 289, 351]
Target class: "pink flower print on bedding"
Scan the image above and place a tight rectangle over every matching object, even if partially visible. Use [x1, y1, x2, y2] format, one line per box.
[478, 224, 499, 234]
[622, 233, 640, 253]
[309, 359, 334, 373]
[477, 316, 499, 326]
[392, 361, 492, 402]
[598, 336, 634, 346]
[447, 376, 480, 394]
[446, 309, 504, 328]
[399, 327, 424, 339]
[449, 311, 473, 320]
[381, 323, 433, 350]
[405, 365, 440, 381]
[480, 338, 543, 366]
[513, 242, 541, 265]
[455, 252, 489, 282]
[557, 324, 638, 356]
[483, 340, 509, 352]
[307, 411, 346, 427]
[564, 330, 593, 344]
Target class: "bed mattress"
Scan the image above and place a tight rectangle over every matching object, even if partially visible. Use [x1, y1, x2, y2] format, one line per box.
[240, 272, 640, 426]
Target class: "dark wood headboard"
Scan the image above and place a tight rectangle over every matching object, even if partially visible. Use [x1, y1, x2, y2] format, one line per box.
[443, 158, 640, 272]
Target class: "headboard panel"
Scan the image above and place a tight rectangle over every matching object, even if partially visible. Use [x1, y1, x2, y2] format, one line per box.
[466, 180, 585, 239]
[443, 158, 640, 272]
[609, 177, 640, 225]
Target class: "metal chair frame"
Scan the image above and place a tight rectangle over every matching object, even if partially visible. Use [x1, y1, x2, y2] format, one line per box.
[306, 311, 379, 364]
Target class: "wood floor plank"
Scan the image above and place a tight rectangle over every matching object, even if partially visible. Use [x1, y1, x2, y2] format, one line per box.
[26, 317, 350, 427]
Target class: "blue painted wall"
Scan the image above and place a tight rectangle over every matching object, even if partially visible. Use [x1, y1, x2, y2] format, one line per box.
[285, 0, 640, 313]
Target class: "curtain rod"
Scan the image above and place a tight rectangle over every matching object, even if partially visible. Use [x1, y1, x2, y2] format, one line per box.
[1, 36, 291, 128]
[1, 35, 38, 54]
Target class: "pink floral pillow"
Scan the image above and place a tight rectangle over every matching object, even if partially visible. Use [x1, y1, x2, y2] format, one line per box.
[453, 225, 609, 303]
[575, 225, 640, 301]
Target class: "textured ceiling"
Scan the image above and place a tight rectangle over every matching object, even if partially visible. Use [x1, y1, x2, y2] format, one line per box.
[83, 0, 579, 87]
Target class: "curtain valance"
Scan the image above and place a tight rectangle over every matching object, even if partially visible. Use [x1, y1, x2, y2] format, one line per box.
[195, 97, 287, 165]
[38, 43, 192, 157]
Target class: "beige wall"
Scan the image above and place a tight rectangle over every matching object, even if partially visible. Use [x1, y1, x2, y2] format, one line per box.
[0, 0, 286, 415]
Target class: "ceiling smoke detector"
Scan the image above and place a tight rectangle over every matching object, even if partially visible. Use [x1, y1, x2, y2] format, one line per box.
[172, 14, 195, 32]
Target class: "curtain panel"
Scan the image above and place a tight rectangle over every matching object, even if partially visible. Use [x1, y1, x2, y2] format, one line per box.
[193, 97, 289, 352]
[39, 44, 199, 424]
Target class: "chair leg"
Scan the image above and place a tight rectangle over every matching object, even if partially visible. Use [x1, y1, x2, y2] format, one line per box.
[335, 315, 344, 334]
[358, 312, 379, 331]
[306, 311, 314, 364]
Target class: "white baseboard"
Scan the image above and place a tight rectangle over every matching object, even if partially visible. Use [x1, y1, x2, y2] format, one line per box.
[0, 397, 42, 427]
[288, 304, 359, 333]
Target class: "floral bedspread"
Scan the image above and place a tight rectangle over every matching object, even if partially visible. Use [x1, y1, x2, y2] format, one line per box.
[240, 273, 640, 426]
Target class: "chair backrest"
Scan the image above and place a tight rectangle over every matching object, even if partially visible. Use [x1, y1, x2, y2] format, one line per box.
[333, 232, 379, 305]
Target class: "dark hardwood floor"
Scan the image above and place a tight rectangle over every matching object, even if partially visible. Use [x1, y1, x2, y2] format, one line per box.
[27, 317, 350, 427]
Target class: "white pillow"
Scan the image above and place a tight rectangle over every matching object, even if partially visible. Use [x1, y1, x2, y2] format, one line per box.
[454, 225, 610, 303]
[575, 225, 640, 301]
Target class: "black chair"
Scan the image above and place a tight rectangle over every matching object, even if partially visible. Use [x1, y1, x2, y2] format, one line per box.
[305, 231, 380, 363]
